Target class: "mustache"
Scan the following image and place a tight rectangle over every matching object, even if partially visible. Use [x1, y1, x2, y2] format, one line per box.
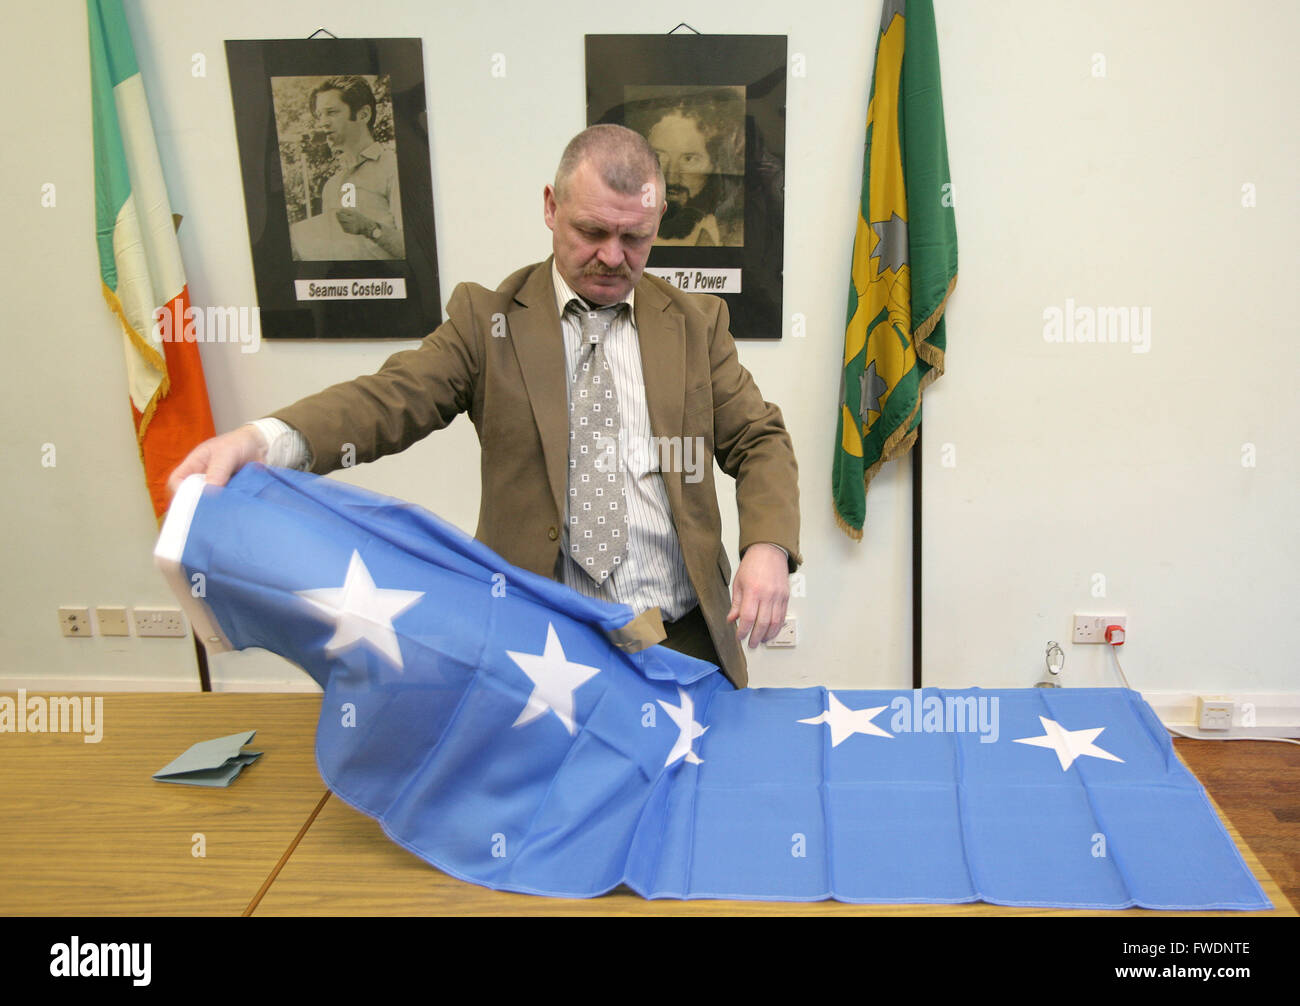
[583, 263, 632, 279]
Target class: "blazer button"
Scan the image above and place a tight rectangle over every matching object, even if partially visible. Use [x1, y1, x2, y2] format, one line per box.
[547, 526, 559, 541]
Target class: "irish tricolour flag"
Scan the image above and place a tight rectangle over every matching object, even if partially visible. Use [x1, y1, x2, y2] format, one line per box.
[89, 0, 214, 520]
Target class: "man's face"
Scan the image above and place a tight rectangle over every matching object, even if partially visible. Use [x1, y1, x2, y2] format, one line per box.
[647, 113, 713, 208]
[544, 159, 664, 305]
[314, 90, 365, 148]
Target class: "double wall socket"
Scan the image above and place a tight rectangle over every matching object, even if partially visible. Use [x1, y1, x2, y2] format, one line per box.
[1072, 614, 1126, 644]
[132, 608, 188, 637]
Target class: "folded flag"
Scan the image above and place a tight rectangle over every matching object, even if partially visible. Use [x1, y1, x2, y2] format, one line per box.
[156, 467, 1269, 909]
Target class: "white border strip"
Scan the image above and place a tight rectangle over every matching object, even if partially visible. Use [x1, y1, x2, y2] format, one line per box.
[1142, 689, 1300, 737]
[153, 474, 232, 652]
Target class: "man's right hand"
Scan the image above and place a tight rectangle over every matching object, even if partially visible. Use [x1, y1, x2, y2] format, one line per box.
[165, 425, 268, 501]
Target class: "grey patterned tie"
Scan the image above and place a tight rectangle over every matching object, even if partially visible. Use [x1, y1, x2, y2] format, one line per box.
[566, 299, 628, 585]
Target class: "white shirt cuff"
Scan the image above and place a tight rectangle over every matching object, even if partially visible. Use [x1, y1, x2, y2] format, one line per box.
[249, 418, 313, 470]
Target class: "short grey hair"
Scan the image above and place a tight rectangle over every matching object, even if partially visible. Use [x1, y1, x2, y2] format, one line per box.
[554, 124, 665, 206]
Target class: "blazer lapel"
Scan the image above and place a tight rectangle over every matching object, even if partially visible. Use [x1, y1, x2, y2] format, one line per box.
[633, 277, 686, 519]
[508, 259, 570, 524]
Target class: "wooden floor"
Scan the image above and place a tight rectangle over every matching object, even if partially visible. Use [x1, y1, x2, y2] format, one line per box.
[1173, 737, 1300, 910]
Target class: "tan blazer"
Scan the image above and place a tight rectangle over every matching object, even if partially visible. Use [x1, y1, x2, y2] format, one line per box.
[270, 258, 801, 687]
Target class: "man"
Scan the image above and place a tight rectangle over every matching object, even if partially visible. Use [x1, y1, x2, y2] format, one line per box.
[644, 100, 744, 247]
[166, 125, 799, 688]
[301, 75, 404, 260]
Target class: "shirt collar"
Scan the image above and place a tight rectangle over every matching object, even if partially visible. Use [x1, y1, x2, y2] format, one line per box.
[340, 142, 383, 172]
[551, 260, 636, 319]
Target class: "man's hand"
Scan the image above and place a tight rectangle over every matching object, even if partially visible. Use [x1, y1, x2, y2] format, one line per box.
[335, 208, 377, 236]
[726, 543, 791, 650]
[164, 425, 268, 501]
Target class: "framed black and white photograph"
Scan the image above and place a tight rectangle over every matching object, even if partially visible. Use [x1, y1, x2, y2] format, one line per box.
[586, 34, 787, 339]
[226, 38, 441, 340]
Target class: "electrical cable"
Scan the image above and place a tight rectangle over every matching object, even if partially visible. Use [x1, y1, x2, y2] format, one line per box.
[1106, 630, 1299, 746]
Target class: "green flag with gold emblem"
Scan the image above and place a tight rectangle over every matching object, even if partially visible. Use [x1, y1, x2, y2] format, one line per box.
[833, 0, 957, 539]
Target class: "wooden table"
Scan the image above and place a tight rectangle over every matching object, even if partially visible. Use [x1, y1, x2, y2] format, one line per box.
[0, 694, 325, 916]
[1, 694, 1293, 917]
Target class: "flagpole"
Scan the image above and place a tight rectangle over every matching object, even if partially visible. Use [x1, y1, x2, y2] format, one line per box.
[191, 632, 211, 692]
[912, 424, 922, 688]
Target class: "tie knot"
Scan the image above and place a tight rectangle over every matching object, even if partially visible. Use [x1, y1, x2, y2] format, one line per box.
[566, 299, 626, 345]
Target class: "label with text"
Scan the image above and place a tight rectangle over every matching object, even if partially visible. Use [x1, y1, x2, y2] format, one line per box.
[646, 268, 742, 294]
[294, 278, 407, 300]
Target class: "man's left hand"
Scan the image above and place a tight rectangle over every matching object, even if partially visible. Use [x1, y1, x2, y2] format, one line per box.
[336, 208, 376, 236]
[727, 543, 791, 650]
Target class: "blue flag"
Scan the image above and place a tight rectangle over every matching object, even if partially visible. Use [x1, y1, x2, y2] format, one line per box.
[156, 466, 1269, 909]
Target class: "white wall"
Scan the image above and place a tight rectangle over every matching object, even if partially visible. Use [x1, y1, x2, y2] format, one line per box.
[1, 1, 1295, 705]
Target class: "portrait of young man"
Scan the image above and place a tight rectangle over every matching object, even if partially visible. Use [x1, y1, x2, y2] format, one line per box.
[276, 74, 406, 262]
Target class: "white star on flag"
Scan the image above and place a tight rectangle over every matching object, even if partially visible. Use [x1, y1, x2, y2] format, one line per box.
[798, 692, 893, 746]
[659, 687, 708, 766]
[506, 622, 601, 735]
[1013, 716, 1125, 771]
[296, 550, 424, 670]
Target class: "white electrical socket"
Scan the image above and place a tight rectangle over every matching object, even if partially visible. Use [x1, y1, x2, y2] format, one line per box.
[58, 606, 92, 638]
[96, 606, 130, 637]
[1196, 696, 1234, 731]
[133, 607, 188, 638]
[766, 617, 797, 648]
[1072, 614, 1126, 644]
